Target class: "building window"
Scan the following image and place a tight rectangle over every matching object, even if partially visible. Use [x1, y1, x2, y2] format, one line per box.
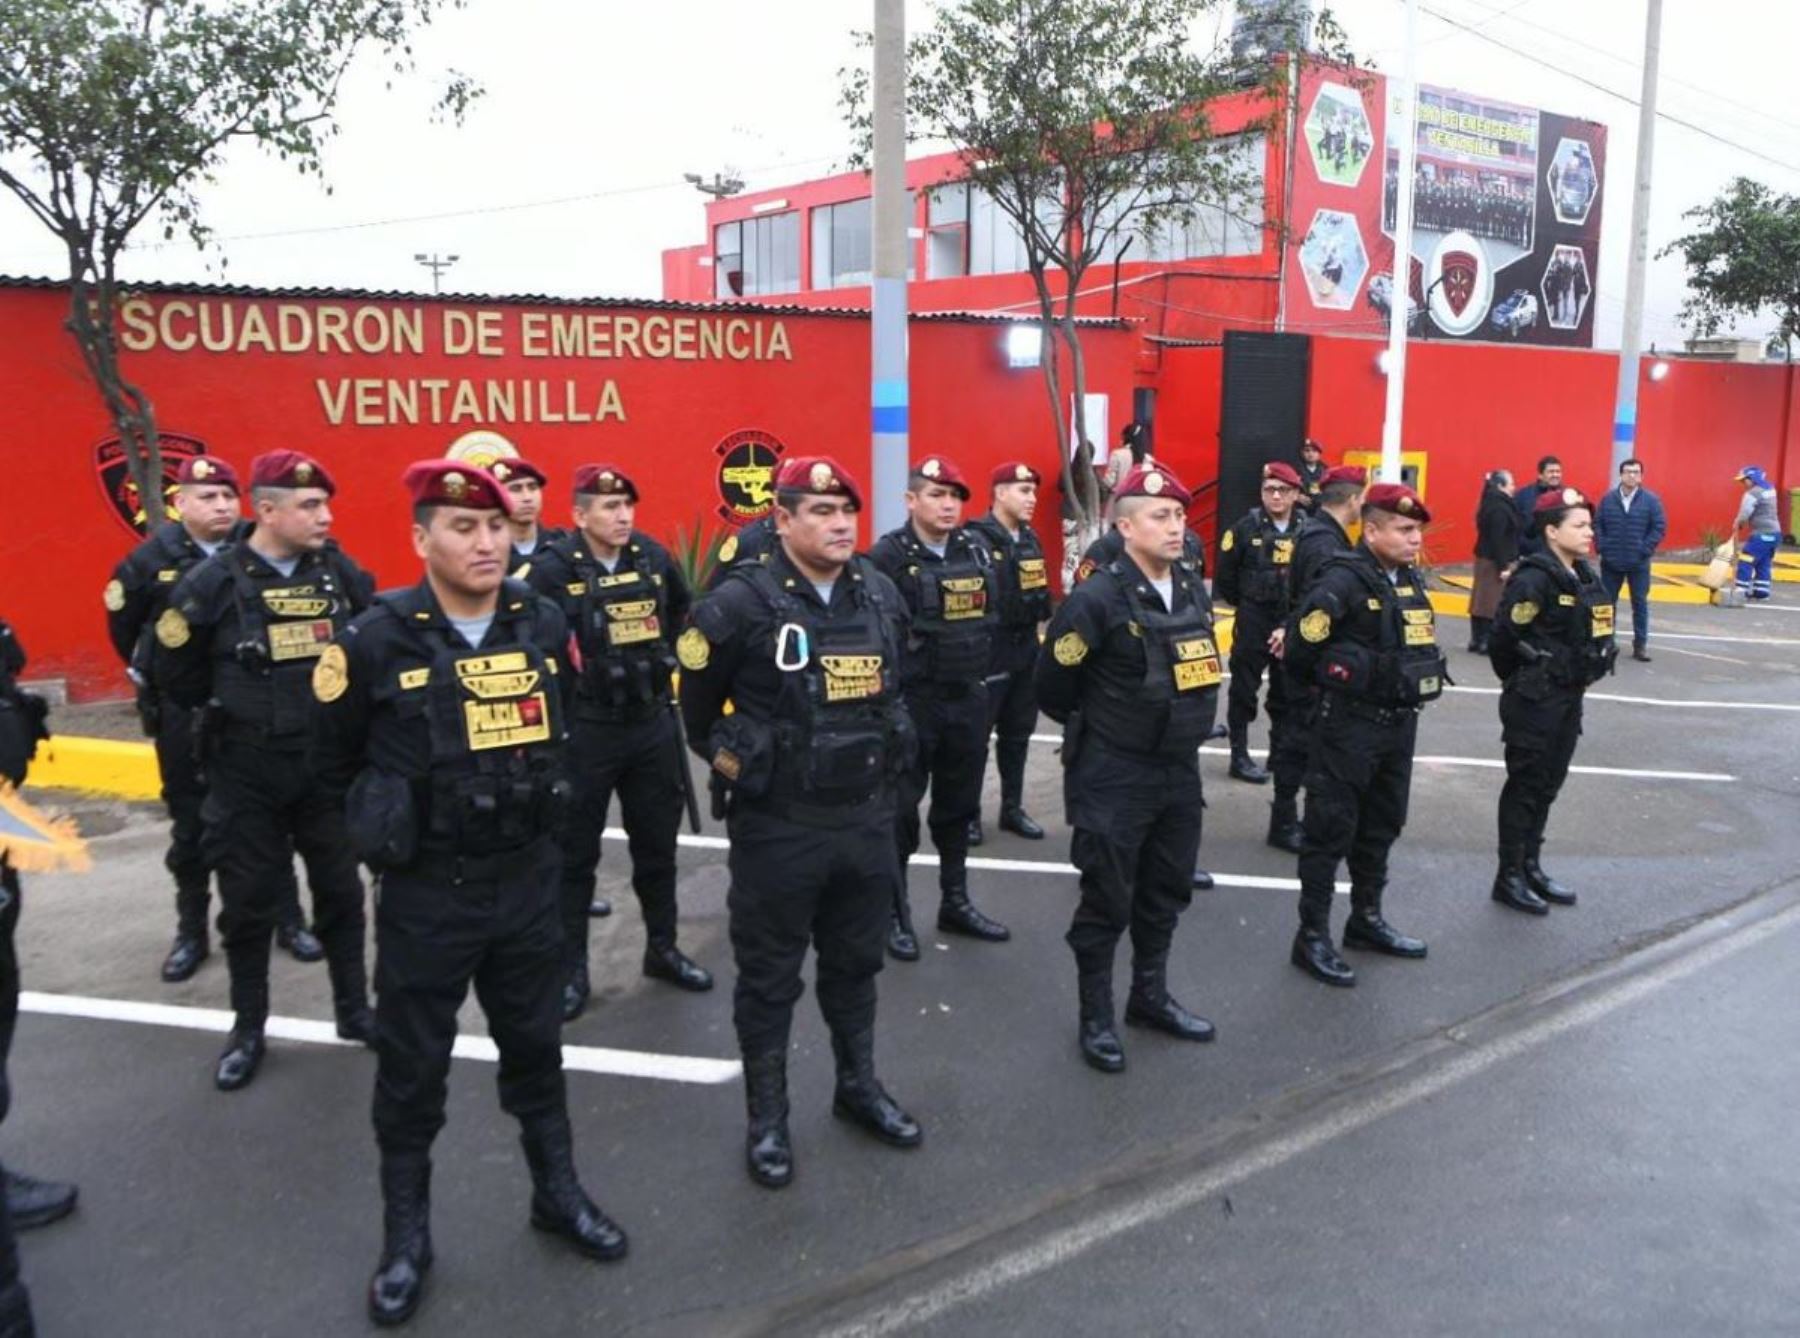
[810, 195, 916, 289]
[1095, 133, 1267, 262]
[714, 211, 800, 298]
[927, 183, 969, 279]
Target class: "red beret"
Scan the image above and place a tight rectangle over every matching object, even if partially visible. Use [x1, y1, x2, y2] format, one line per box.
[1114, 463, 1192, 507]
[401, 460, 515, 515]
[1363, 482, 1430, 523]
[249, 450, 335, 495]
[1534, 486, 1592, 515]
[991, 460, 1042, 488]
[571, 463, 638, 501]
[489, 457, 546, 487]
[773, 455, 864, 511]
[1321, 464, 1367, 487]
[912, 455, 971, 500]
[1301, 438, 1325, 453]
[1261, 461, 1303, 488]
[177, 456, 239, 491]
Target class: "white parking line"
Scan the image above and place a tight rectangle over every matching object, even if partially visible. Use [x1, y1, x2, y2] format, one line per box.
[1646, 631, 1800, 647]
[18, 990, 742, 1085]
[1445, 686, 1800, 712]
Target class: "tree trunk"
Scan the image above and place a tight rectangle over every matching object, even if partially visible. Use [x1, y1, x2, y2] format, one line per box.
[1057, 265, 1102, 572]
[65, 245, 162, 530]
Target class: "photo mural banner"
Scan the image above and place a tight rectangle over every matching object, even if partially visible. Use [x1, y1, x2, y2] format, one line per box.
[1285, 66, 1607, 348]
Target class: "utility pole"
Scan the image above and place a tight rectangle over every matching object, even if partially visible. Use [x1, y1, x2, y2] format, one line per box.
[413, 252, 459, 294]
[870, 0, 909, 533]
[1378, 0, 1419, 485]
[1611, 0, 1663, 473]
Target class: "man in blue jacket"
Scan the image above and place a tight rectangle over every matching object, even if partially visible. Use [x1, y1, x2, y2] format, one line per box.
[1594, 458, 1665, 662]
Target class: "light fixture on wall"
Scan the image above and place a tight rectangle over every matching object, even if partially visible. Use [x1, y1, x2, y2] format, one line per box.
[1006, 324, 1044, 369]
[1648, 359, 1670, 382]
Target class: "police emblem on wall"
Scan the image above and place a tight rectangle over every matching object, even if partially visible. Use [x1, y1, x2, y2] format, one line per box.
[713, 428, 787, 526]
[93, 431, 207, 537]
[445, 429, 520, 469]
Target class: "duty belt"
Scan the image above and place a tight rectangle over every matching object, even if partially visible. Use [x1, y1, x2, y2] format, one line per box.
[1324, 692, 1416, 726]
[406, 838, 552, 885]
[744, 789, 890, 829]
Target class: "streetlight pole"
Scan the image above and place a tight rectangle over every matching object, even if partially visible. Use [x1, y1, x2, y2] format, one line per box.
[413, 252, 459, 294]
[1378, 0, 1419, 485]
[1611, 0, 1663, 473]
[870, 0, 909, 533]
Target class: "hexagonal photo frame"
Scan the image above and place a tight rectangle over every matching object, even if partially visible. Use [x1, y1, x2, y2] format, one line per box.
[1298, 209, 1369, 311]
[1305, 81, 1375, 188]
[1546, 137, 1599, 226]
[1541, 243, 1592, 330]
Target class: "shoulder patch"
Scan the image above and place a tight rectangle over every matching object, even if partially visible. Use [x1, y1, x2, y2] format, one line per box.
[103, 579, 126, 612]
[311, 643, 350, 703]
[155, 607, 190, 648]
[677, 625, 711, 671]
[1074, 557, 1097, 585]
[718, 534, 739, 564]
[1300, 608, 1332, 643]
[1511, 601, 1540, 625]
[1052, 630, 1089, 666]
[1221, 529, 1235, 552]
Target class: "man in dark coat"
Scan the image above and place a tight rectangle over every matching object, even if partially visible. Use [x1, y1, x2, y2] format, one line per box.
[1469, 470, 1523, 653]
[1513, 456, 1563, 558]
[1593, 459, 1666, 663]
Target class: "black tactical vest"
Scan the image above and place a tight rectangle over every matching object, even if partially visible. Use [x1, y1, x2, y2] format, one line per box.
[1517, 555, 1618, 688]
[1082, 565, 1223, 759]
[899, 532, 997, 685]
[563, 544, 675, 716]
[1313, 558, 1448, 707]
[983, 524, 1052, 627]
[1239, 513, 1298, 609]
[743, 561, 909, 805]
[219, 550, 357, 740]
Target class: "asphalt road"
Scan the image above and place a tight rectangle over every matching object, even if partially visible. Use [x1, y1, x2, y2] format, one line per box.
[7, 595, 1799, 1336]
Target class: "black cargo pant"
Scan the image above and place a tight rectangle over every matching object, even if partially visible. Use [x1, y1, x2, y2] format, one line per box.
[0, 867, 33, 1331]
[152, 699, 212, 939]
[981, 632, 1041, 812]
[201, 738, 367, 1025]
[1297, 694, 1418, 929]
[1266, 664, 1314, 795]
[1064, 741, 1202, 973]
[372, 841, 567, 1154]
[1226, 605, 1292, 745]
[898, 685, 988, 894]
[557, 709, 684, 969]
[1497, 687, 1583, 861]
[726, 801, 896, 1057]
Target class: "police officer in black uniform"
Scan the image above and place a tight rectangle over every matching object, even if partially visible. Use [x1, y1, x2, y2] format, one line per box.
[1265, 463, 1366, 853]
[964, 460, 1051, 847]
[680, 455, 921, 1189]
[156, 450, 376, 1089]
[1297, 438, 1328, 512]
[870, 455, 1011, 960]
[705, 512, 778, 592]
[491, 456, 564, 578]
[1036, 463, 1221, 1073]
[313, 461, 626, 1327]
[1214, 460, 1305, 786]
[526, 463, 708, 1022]
[1281, 482, 1444, 987]
[1488, 487, 1616, 915]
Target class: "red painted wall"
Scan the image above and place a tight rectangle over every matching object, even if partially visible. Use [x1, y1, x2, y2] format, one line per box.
[0, 281, 1138, 698]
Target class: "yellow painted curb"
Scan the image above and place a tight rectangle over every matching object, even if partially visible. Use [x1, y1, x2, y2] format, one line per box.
[25, 736, 161, 801]
[1654, 562, 1798, 583]
[1428, 591, 1471, 617]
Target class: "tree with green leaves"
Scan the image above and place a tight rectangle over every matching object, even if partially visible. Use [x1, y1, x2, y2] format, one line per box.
[842, 0, 1352, 547]
[1663, 177, 1800, 356]
[0, 0, 479, 523]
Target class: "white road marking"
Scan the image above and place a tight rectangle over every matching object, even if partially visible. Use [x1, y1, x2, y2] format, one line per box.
[1024, 737, 1734, 783]
[1643, 631, 1800, 647]
[1650, 644, 1753, 668]
[1445, 686, 1800, 712]
[816, 898, 1800, 1338]
[18, 990, 742, 1086]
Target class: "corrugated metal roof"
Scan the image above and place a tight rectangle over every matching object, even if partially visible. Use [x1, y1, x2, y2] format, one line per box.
[0, 273, 1130, 329]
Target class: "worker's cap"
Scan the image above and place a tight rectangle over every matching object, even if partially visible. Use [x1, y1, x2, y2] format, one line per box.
[572, 463, 638, 501]
[1363, 482, 1431, 524]
[773, 455, 863, 512]
[1735, 465, 1768, 487]
[249, 451, 335, 495]
[401, 460, 515, 515]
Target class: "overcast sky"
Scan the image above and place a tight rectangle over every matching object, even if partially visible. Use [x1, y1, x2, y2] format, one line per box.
[2, 0, 1793, 351]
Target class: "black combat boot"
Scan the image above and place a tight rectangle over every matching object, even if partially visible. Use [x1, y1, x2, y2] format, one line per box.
[5, 1169, 77, 1231]
[1191, 867, 1215, 890]
[367, 1153, 433, 1327]
[937, 879, 1010, 942]
[742, 1051, 794, 1189]
[643, 938, 714, 991]
[588, 896, 612, 917]
[998, 747, 1045, 839]
[215, 976, 269, 1090]
[966, 817, 984, 847]
[330, 949, 376, 1046]
[1076, 968, 1126, 1072]
[999, 806, 1044, 839]
[1227, 725, 1269, 784]
[829, 1029, 922, 1147]
[1343, 888, 1427, 958]
[1523, 841, 1576, 906]
[1492, 847, 1549, 916]
[1123, 954, 1216, 1042]
[561, 958, 591, 1022]
[886, 886, 920, 962]
[1267, 788, 1304, 853]
[520, 1115, 629, 1261]
[160, 932, 208, 983]
[276, 920, 325, 963]
[0, 1279, 34, 1338]
[1468, 616, 1491, 654]
[1290, 919, 1356, 987]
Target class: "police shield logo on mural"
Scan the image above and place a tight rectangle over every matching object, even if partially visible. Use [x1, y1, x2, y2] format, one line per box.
[93, 432, 208, 537]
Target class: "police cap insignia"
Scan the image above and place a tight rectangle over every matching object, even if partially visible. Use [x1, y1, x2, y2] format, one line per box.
[810, 462, 833, 491]
[1300, 609, 1332, 643]
[492, 462, 512, 481]
[1511, 600, 1540, 625]
[718, 534, 739, 564]
[1053, 631, 1089, 666]
[599, 470, 616, 486]
[294, 462, 315, 485]
[1221, 529, 1235, 552]
[191, 459, 212, 479]
[442, 471, 468, 500]
[921, 458, 941, 479]
[1562, 488, 1582, 506]
[102, 579, 125, 612]
[312, 642, 350, 703]
[1144, 471, 1165, 495]
[677, 626, 711, 671]
[1398, 496, 1414, 513]
[1015, 463, 1032, 481]
[155, 607, 190, 648]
